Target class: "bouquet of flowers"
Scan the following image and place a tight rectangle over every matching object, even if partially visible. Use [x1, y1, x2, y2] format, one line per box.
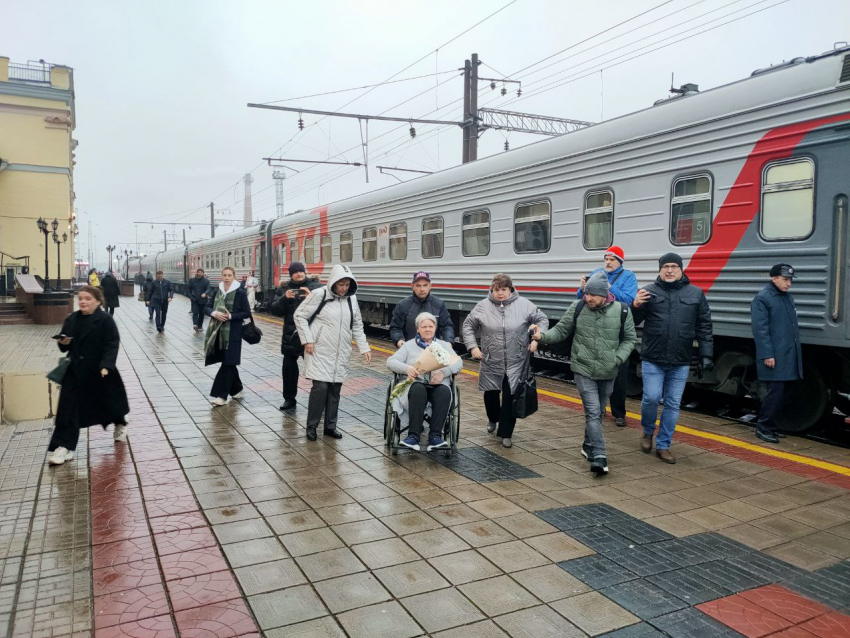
[390, 341, 460, 401]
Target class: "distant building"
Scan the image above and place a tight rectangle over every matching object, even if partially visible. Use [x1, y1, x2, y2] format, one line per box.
[0, 57, 77, 293]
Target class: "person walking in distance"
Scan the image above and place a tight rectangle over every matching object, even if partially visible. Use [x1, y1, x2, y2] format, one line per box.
[632, 253, 713, 464]
[462, 273, 548, 448]
[293, 264, 371, 441]
[578, 246, 638, 427]
[750, 264, 802, 444]
[148, 271, 174, 333]
[204, 267, 252, 406]
[100, 270, 121, 316]
[390, 271, 455, 347]
[271, 262, 322, 411]
[143, 272, 155, 321]
[187, 268, 211, 333]
[532, 272, 636, 475]
[48, 285, 130, 465]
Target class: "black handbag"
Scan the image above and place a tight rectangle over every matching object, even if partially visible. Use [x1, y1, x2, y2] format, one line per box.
[242, 316, 263, 345]
[512, 351, 538, 419]
[47, 356, 71, 385]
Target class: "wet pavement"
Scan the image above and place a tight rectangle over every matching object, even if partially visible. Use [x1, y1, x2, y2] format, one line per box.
[0, 292, 848, 637]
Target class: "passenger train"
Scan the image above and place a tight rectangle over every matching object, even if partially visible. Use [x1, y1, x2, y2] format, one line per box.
[136, 46, 850, 431]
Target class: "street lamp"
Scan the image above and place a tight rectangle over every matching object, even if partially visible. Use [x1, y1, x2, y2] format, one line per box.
[106, 244, 116, 272]
[36, 217, 52, 292]
[52, 231, 67, 290]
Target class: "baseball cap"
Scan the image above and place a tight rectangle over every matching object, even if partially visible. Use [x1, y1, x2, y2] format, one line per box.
[412, 271, 431, 283]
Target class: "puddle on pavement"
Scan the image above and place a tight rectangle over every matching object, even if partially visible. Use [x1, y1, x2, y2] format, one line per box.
[0, 374, 59, 423]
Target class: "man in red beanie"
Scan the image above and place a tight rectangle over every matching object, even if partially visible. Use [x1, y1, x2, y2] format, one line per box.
[578, 246, 638, 427]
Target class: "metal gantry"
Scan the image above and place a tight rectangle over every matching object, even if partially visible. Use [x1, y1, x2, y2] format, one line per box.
[477, 108, 593, 136]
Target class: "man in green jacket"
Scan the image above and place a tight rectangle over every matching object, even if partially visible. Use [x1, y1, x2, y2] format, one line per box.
[532, 271, 637, 475]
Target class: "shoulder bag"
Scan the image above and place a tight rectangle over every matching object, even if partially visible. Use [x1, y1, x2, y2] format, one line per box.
[242, 315, 263, 345]
[512, 350, 539, 419]
[47, 356, 71, 385]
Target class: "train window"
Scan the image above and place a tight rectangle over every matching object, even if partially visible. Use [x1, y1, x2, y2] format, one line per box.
[305, 236, 315, 264]
[389, 222, 407, 260]
[514, 201, 551, 253]
[761, 159, 815, 240]
[584, 191, 614, 250]
[362, 227, 378, 262]
[422, 217, 444, 259]
[671, 174, 712, 245]
[290, 239, 298, 263]
[340, 231, 353, 262]
[241, 249, 246, 268]
[320, 235, 332, 262]
[462, 210, 490, 257]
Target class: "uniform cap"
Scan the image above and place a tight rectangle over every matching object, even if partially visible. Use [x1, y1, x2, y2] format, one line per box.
[770, 263, 795, 278]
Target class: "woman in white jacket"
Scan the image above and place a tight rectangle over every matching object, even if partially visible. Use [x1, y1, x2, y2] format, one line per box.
[293, 264, 371, 441]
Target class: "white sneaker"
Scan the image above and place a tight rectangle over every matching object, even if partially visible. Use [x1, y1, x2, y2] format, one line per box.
[113, 425, 127, 442]
[48, 447, 71, 466]
[210, 397, 226, 406]
[231, 391, 244, 399]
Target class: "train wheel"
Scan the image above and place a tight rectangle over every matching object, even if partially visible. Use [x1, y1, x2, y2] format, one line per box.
[776, 362, 832, 433]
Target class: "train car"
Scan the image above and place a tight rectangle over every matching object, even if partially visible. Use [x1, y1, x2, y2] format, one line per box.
[138, 253, 159, 280]
[155, 247, 188, 293]
[185, 223, 268, 296]
[259, 46, 850, 430]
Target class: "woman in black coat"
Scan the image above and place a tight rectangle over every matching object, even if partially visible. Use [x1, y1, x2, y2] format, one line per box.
[100, 271, 121, 315]
[204, 266, 252, 406]
[48, 285, 130, 466]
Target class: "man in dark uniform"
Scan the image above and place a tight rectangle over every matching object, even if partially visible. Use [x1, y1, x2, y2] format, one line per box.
[750, 264, 802, 444]
[390, 271, 455, 347]
[148, 271, 174, 333]
[187, 269, 211, 332]
[271, 262, 323, 410]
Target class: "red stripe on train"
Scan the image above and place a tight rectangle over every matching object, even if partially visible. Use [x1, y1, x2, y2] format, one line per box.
[687, 113, 850, 293]
[356, 281, 579, 294]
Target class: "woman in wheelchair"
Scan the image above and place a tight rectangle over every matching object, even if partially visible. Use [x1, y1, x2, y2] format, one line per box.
[387, 312, 463, 451]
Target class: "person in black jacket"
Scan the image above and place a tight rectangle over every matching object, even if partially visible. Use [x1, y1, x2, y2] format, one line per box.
[632, 253, 713, 464]
[100, 271, 121, 316]
[143, 273, 155, 321]
[750, 264, 802, 444]
[390, 271, 455, 348]
[270, 262, 323, 410]
[187, 269, 211, 332]
[48, 285, 130, 465]
[147, 271, 174, 333]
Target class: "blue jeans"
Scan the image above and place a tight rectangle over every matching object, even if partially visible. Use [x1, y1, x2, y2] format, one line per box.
[574, 374, 615, 459]
[640, 361, 689, 450]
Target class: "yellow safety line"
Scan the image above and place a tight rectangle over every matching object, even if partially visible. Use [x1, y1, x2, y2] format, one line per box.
[255, 315, 850, 477]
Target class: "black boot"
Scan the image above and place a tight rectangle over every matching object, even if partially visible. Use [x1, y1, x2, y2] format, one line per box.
[323, 429, 343, 439]
[280, 399, 297, 411]
[756, 429, 780, 444]
[306, 427, 317, 441]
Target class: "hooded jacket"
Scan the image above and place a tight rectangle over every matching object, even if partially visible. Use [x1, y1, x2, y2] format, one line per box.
[293, 264, 370, 383]
[390, 292, 455, 344]
[462, 290, 548, 393]
[576, 265, 638, 306]
[271, 275, 323, 355]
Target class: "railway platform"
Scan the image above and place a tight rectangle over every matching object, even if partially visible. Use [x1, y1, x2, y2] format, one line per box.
[1, 293, 849, 638]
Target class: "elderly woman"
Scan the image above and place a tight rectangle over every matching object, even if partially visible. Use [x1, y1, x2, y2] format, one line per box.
[462, 273, 548, 448]
[387, 312, 463, 451]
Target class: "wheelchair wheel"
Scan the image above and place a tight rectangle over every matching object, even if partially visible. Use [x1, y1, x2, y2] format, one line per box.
[446, 382, 461, 457]
[383, 384, 394, 448]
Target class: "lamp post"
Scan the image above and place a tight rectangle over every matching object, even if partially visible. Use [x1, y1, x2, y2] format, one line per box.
[52, 231, 67, 290]
[36, 217, 52, 292]
[106, 244, 116, 273]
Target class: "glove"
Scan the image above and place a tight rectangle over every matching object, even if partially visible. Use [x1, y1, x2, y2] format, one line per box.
[700, 357, 714, 373]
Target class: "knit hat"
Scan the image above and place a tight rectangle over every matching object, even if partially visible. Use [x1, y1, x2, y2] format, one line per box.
[605, 246, 625, 264]
[585, 270, 610, 297]
[658, 253, 683, 269]
[288, 261, 306, 276]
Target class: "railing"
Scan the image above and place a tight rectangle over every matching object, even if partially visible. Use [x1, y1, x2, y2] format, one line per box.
[8, 63, 51, 84]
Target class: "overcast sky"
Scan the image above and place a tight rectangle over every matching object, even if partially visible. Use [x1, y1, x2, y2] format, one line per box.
[3, 0, 848, 267]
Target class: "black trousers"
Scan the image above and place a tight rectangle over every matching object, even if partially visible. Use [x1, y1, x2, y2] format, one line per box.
[484, 375, 517, 438]
[153, 300, 169, 331]
[191, 300, 206, 329]
[282, 354, 301, 400]
[148, 303, 154, 319]
[609, 360, 629, 419]
[107, 306, 116, 316]
[210, 365, 243, 399]
[306, 381, 342, 431]
[757, 380, 787, 434]
[407, 383, 452, 437]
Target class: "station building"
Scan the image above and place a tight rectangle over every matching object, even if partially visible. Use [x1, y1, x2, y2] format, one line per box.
[0, 57, 77, 293]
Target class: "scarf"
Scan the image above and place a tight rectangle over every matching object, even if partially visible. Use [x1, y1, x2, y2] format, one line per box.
[204, 280, 240, 355]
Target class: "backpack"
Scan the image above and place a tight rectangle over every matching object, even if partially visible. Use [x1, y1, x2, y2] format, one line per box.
[307, 290, 354, 331]
[564, 300, 629, 360]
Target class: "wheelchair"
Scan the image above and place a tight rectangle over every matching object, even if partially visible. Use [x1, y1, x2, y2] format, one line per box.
[384, 374, 460, 458]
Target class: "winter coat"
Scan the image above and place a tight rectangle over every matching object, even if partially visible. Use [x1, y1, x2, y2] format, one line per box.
[143, 276, 154, 302]
[631, 274, 713, 366]
[203, 286, 252, 367]
[187, 276, 211, 303]
[751, 283, 803, 381]
[577, 266, 638, 306]
[386, 338, 463, 388]
[293, 264, 370, 383]
[89, 272, 100, 287]
[541, 298, 637, 380]
[390, 293, 455, 344]
[148, 279, 174, 304]
[271, 276, 323, 356]
[462, 291, 548, 393]
[55, 309, 129, 429]
[100, 274, 121, 308]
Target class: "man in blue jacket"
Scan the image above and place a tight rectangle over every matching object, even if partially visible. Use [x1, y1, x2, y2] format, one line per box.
[578, 246, 638, 427]
[390, 271, 455, 348]
[187, 269, 211, 333]
[750, 264, 802, 444]
[148, 271, 174, 334]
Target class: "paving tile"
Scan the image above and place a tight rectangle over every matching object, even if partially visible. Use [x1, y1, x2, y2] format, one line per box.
[166, 570, 243, 612]
[551, 591, 640, 636]
[374, 560, 450, 597]
[597, 622, 666, 637]
[153, 527, 218, 556]
[511, 564, 592, 603]
[401, 587, 485, 633]
[148, 512, 208, 535]
[493, 604, 586, 638]
[352, 538, 421, 570]
[689, 559, 772, 593]
[459, 574, 540, 616]
[738, 584, 833, 625]
[174, 598, 258, 638]
[697, 594, 794, 638]
[650, 607, 747, 638]
[450, 520, 517, 547]
[235, 558, 308, 595]
[432, 619, 509, 637]
[524, 531, 595, 562]
[204, 503, 261, 524]
[478, 540, 549, 572]
[798, 610, 850, 638]
[383, 511, 442, 535]
[361, 496, 419, 517]
[646, 567, 732, 605]
[315, 503, 373, 525]
[601, 578, 689, 620]
[281, 528, 344, 557]
[94, 582, 171, 629]
[332, 519, 395, 545]
[493, 512, 558, 538]
[608, 518, 675, 545]
[429, 549, 503, 585]
[249, 585, 329, 630]
[266, 511, 326, 535]
[604, 547, 680, 577]
[467, 497, 526, 519]
[558, 555, 640, 589]
[92, 536, 157, 570]
[314, 572, 392, 613]
[159, 546, 231, 581]
[220, 537, 290, 569]
[428, 504, 487, 526]
[403, 527, 470, 558]
[537, 503, 629, 531]
[569, 525, 635, 554]
[94, 613, 177, 638]
[296, 548, 366, 582]
[764, 541, 838, 570]
[92, 558, 161, 595]
[265, 616, 348, 638]
[336, 601, 423, 638]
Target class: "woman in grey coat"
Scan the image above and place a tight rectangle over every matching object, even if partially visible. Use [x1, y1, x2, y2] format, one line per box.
[462, 273, 548, 447]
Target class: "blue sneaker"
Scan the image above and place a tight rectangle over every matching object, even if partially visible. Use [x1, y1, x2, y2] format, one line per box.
[400, 435, 420, 451]
[427, 434, 449, 451]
